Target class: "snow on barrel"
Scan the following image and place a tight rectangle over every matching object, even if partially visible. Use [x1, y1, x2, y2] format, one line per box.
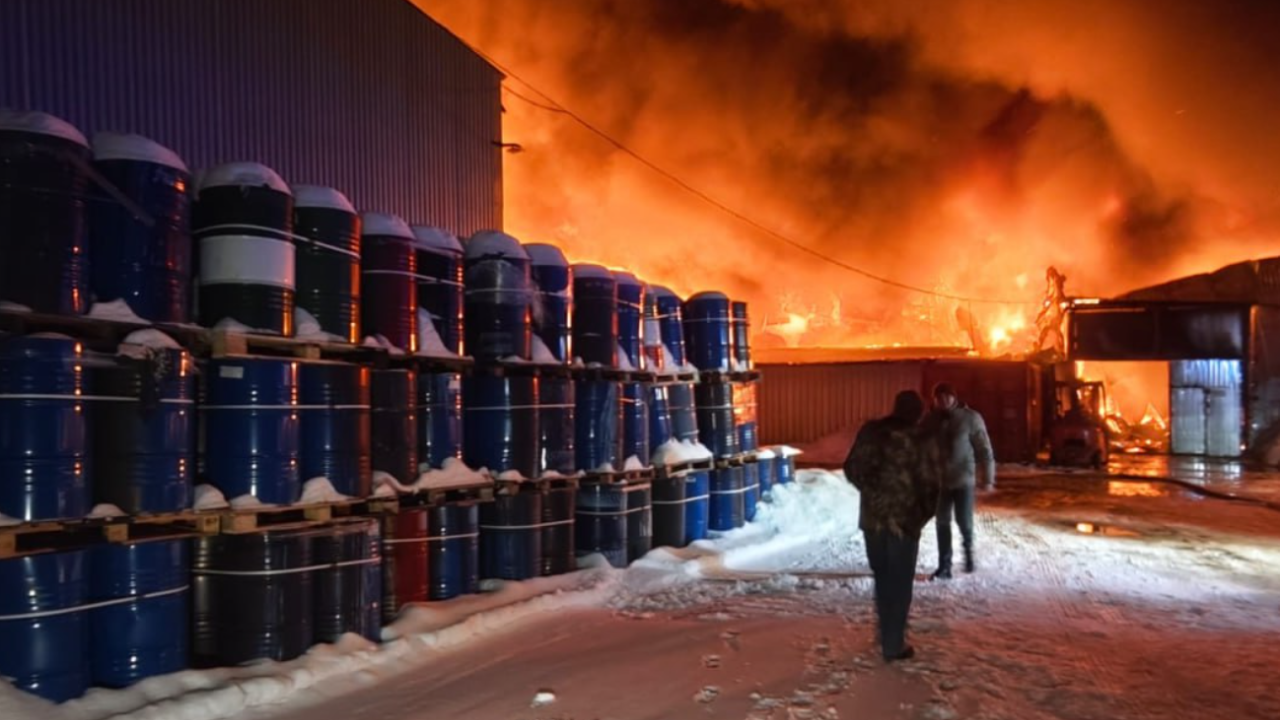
[88, 132, 193, 323]
[683, 291, 732, 372]
[312, 519, 382, 644]
[464, 230, 532, 361]
[371, 368, 418, 486]
[293, 185, 361, 342]
[88, 539, 189, 688]
[0, 110, 91, 315]
[87, 342, 195, 514]
[480, 490, 543, 581]
[200, 357, 300, 505]
[0, 334, 90, 521]
[191, 527, 318, 667]
[299, 360, 372, 498]
[194, 162, 295, 335]
[361, 212, 417, 353]
[0, 551, 90, 702]
[413, 226, 464, 355]
[427, 502, 479, 600]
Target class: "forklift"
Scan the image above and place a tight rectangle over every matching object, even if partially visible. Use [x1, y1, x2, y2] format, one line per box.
[1048, 378, 1111, 467]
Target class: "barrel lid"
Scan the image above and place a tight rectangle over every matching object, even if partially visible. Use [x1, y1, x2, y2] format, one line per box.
[294, 185, 356, 213]
[198, 162, 291, 194]
[612, 270, 642, 287]
[92, 132, 189, 172]
[412, 225, 464, 254]
[524, 243, 569, 267]
[362, 212, 414, 239]
[467, 230, 529, 260]
[686, 291, 729, 303]
[0, 109, 88, 147]
[649, 285, 681, 300]
[571, 263, 613, 280]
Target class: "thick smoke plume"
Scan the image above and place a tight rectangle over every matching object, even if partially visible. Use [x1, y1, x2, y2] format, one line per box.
[418, 0, 1280, 350]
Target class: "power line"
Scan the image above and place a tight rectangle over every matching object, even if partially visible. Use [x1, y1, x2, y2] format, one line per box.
[482, 47, 1032, 306]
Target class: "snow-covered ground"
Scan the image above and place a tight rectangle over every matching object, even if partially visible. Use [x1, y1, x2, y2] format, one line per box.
[6, 469, 1280, 720]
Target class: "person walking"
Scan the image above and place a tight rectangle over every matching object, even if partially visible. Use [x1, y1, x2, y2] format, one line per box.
[924, 383, 996, 580]
[844, 390, 942, 662]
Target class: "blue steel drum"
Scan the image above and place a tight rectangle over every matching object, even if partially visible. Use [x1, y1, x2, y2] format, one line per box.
[418, 372, 463, 470]
[647, 383, 673, 455]
[538, 376, 576, 476]
[620, 382, 650, 466]
[625, 482, 653, 563]
[757, 453, 775, 496]
[683, 292, 732, 372]
[89, 133, 193, 323]
[742, 463, 760, 522]
[371, 368, 418, 486]
[613, 271, 645, 370]
[480, 491, 543, 581]
[709, 466, 746, 531]
[0, 550, 89, 702]
[89, 539, 189, 688]
[575, 380, 621, 472]
[525, 244, 572, 362]
[733, 381, 759, 453]
[0, 334, 89, 521]
[650, 475, 687, 548]
[541, 484, 576, 576]
[313, 519, 383, 644]
[201, 357, 299, 505]
[571, 264, 617, 367]
[428, 502, 480, 600]
[88, 346, 194, 514]
[299, 361, 371, 497]
[191, 526, 317, 667]
[0, 112, 91, 315]
[683, 471, 710, 544]
[651, 286, 687, 366]
[464, 230, 532, 361]
[413, 226, 464, 354]
[774, 453, 795, 485]
[668, 382, 698, 443]
[463, 375, 538, 478]
[695, 381, 739, 458]
[194, 163, 295, 336]
[731, 300, 751, 369]
[293, 185, 361, 343]
[575, 483, 627, 567]
[361, 213, 418, 353]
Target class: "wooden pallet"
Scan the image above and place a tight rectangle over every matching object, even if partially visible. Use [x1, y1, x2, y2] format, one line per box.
[0, 511, 215, 559]
[698, 369, 763, 384]
[650, 371, 699, 384]
[579, 467, 656, 486]
[576, 366, 657, 383]
[394, 481, 496, 507]
[654, 457, 715, 477]
[492, 474, 582, 496]
[0, 308, 205, 353]
[200, 498, 369, 534]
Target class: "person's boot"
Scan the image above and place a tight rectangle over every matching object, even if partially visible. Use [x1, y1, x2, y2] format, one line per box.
[931, 567, 952, 581]
[963, 546, 975, 574]
[884, 645, 915, 662]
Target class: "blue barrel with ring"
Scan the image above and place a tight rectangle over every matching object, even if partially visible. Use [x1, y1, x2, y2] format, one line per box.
[733, 381, 759, 453]
[194, 162, 295, 336]
[575, 482, 628, 567]
[0, 550, 89, 702]
[418, 372, 463, 471]
[650, 474, 687, 548]
[0, 334, 90, 521]
[541, 484, 576, 576]
[537, 376, 576, 477]
[293, 185, 361, 343]
[361, 213, 418, 353]
[0, 111, 91, 315]
[773, 448, 796, 485]
[371, 368, 418, 486]
[299, 361, 371, 497]
[428, 502, 480, 599]
[412, 226, 465, 354]
[625, 482, 653, 563]
[682, 291, 732, 372]
[200, 357, 299, 505]
[89, 539, 189, 688]
[756, 449, 776, 496]
[742, 462, 760, 522]
[621, 382, 650, 466]
[647, 383, 673, 456]
[525, 243, 572, 362]
[650, 285, 686, 367]
[709, 465, 745, 531]
[571, 264, 617, 367]
[614, 271, 645, 370]
[668, 382, 698, 444]
[89, 132, 193, 323]
[312, 519, 383, 644]
[575, 380, 621, 472]
[683, 470, 711, 544]
[695, 381, 739, 458]
[464, 230, 532, 361]
[88, 343, 194, 515]
[463, 374, 538, 479]
[731, 300, 751, 369]
[480, 490, 543, 580]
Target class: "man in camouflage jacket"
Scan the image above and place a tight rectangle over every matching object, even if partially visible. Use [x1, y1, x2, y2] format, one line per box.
[844, 390, 943, 662]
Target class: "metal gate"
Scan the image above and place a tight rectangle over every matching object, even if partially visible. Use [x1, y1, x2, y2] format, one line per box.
[1169, 360, 1243, 457]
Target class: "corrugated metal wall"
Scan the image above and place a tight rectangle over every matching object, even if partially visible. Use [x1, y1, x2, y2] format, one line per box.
[757, 361, 925, 447]
[0, 0, 502, 236]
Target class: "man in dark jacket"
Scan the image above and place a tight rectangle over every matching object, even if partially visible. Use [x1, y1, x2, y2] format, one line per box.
[844, 390, 942, 662]
[923, 383, 996, 580]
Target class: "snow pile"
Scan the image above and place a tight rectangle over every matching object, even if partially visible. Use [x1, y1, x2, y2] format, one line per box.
[754, 448, 777, 460]
[92, 132, 188, 172]
[0, 301, 32, 313]
[0, 109, 87, 146]
[116, 330, 183, 360]
[87, 504, 126, 519]
[530, 335, 559, 364]
[299, 478, 348, 504]
[197, 162, 290, 194]
[88, 299, 147, 324]
[361, 212, 413, 239]
[523, 243, 568, 268]
[372, 470, 412, 496]
[651, 439, 713, 466]
[229, 494, 266, 510]
[362, 334, 406, 356]
[495, 470, 527, 482]
[0, 512, 22, 527]
[192, 485, 229, 511]
[293, 185, 356, 213]
[568, 263, 611, 279]
[622, 456, 646, 471]
[654, 343, 698, 376]
[616, 344, 636, 371]
[412, 226, 463, 255]
[415, 309, 457, 358]
[294, 307, 345, 343]
[414, 458, 490, 491]
[466, 230, 527, 260]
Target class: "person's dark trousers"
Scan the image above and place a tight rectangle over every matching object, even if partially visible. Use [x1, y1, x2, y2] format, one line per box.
[936, 485, 976, 572]
[864, 528, 920, 659]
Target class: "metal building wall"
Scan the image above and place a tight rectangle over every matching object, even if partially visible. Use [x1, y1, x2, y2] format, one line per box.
[757, 361, 926, 447]
[0, 0, 502, 236]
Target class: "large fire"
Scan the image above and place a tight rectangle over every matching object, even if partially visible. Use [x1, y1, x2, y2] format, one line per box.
[418, 0, 1280, 357]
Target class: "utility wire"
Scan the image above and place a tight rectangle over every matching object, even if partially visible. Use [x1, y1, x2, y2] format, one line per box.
[485, 50, 1032, 305]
